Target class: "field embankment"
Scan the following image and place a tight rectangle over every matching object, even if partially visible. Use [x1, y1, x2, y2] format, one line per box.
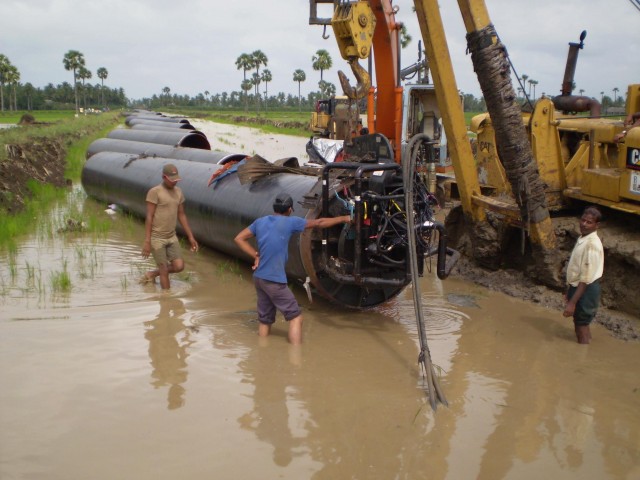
[0, 111, 121, 215]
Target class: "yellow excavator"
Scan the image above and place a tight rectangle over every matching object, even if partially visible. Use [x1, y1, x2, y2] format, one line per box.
[310, 0, 639, 285]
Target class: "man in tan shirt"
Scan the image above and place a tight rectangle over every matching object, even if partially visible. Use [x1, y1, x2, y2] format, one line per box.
[141, 164, 198, 289]
[563, 206, 604, 344]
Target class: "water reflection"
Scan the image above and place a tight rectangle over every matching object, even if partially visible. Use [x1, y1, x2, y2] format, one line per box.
[237, 339, 303, 468]
[144, 294, 193, 410]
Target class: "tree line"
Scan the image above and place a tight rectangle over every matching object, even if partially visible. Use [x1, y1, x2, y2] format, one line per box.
[134, 47, 626, 114]
[1, 47, 627, 114]
[134, 48, 341, 112]
[0, 50, 127, 112]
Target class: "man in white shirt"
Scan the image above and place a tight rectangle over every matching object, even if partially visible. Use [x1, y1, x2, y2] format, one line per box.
[563, 206, 604, 344]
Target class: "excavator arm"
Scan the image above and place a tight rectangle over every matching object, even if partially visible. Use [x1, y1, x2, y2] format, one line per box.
[312, 0, 557, 256]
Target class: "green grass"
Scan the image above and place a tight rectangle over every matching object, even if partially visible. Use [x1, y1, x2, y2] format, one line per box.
[0, 111, 122, 162]
[65, 118, 121, 179]
[0, 112, 122, 245]
[163, 107, 480, 137]
[0, 181, 68, 245]
[0, 110, 80, 124]
[163, 108, 312, 137]
[50, 266, 72, 293]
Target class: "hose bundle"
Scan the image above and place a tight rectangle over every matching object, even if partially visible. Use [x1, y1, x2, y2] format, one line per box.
[403, 133, 448, 411]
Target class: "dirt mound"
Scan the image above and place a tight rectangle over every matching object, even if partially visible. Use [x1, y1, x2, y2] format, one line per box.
[0, 140, 68, 213]
[18, 114, 36, 125]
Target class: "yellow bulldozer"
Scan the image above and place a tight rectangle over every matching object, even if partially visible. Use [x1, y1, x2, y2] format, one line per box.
[469, 31, 640, 220]
[310, 95, 361, 140]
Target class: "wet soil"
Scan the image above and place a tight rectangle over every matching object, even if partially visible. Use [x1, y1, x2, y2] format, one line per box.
[444, 206, 640, 341]
[0, 139, 68, 213]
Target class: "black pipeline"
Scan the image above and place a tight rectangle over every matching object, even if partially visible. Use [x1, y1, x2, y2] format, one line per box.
[86, 137, 245, 164]
[81, 152, 406, 308]
[106, 128, 211, 149]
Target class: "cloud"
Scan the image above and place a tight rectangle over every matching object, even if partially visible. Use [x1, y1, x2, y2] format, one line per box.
[1, 0, 638, 101]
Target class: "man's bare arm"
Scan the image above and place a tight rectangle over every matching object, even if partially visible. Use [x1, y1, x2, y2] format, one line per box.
[305, 215, 351, 229]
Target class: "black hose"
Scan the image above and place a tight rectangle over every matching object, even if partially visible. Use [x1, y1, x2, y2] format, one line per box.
[403, 133, 448, 410]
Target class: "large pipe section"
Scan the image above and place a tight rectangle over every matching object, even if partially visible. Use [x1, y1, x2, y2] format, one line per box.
[128, 118, 196, 129]
[131, 124, 201, 134]
[84, 112, 447, 308]
[107, 128, 211, 149]
[81, 152, 409, 307]
[86, 138, 245, 164]
[125, 115, 191, 126]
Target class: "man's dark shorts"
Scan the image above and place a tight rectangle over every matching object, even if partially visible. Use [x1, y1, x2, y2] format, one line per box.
[254, 277, 301, 325]
[567, 280, 601, 326]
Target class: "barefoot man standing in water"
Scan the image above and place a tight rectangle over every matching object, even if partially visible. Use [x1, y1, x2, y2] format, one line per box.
[563, 206, 604, 344]
[141, 163, 198, 289]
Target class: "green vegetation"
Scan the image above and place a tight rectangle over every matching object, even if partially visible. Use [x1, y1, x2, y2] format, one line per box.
[0, 111, 121, 245]
[0, 110, 121, 161]
[0, 109, 79, 124]
[1, 50, 125, 112]
[65, 117, 120, 178]
[0, 181, 67, 245]
[164, 107, 482, 138]
[50, 262, 72, 293]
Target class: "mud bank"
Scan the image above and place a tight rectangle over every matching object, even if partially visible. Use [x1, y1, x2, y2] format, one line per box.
[445, 206, 640, 341]
[0, 139, 68, 213]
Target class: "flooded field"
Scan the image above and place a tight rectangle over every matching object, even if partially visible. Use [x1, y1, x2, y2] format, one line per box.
[1, 124, 639, 480]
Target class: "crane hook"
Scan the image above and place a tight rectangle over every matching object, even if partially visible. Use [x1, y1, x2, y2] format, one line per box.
[337, 59, 370, 100]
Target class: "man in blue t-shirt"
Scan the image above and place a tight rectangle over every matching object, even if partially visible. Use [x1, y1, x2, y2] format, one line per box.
[235, 192, 350, 344]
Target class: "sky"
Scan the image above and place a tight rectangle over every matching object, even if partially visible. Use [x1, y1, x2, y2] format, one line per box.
[1, 0, 639, 102]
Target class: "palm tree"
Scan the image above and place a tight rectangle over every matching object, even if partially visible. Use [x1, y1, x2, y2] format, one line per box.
[579, 88, 585, 96]
[241, 79, 252, 112]
[613, 87, 619, 104]
[293, 69, 306, 112]
[520, 74, 528, 97]
[63, 50, 85, 114]
[530, 79, 538, 100]
[24, 82, 35, 111]
[5, 65, 20, 111]
[318, 80, 336, 97]
[235, 53, 253, 81]
[0, 54, 13, 111]
[251, 72, 261, 113]
[77, 65, 92, 110]
[251, 50, 268, 111]
[261, 69, 272, 111]
[235, 53, 253, 110]
[600, 91, 604, 104]
[162, 86, 171, 106]
[399, 24, 412, 49]
[312, 49, 332, 82]
[97, 67, 108, 107]
[204, 90, 210, 106]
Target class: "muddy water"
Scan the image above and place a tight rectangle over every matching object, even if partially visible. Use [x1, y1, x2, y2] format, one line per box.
[2, 128, 639, 480]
